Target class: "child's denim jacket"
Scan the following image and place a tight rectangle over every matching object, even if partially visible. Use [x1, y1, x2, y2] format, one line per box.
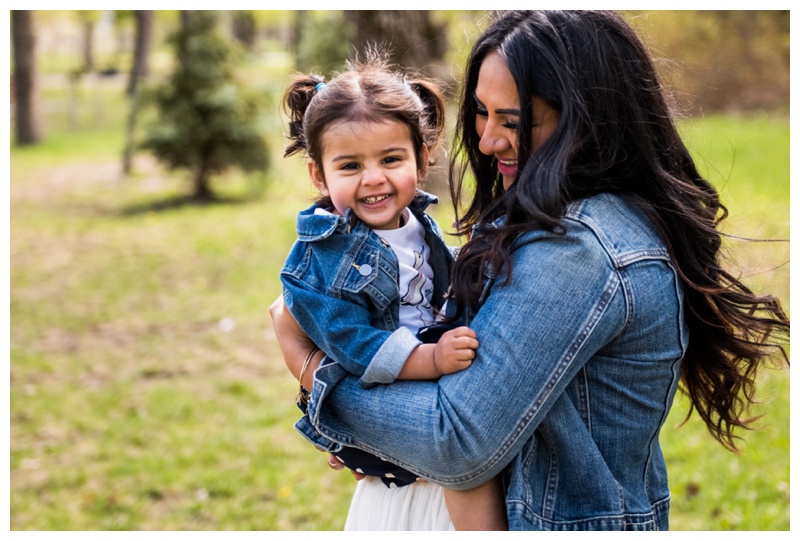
[281, 190, 455, 463]
[280, 190, 454, 386]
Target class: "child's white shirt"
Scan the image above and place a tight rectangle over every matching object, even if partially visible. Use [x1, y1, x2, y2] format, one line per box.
[375, 209, 436, 333]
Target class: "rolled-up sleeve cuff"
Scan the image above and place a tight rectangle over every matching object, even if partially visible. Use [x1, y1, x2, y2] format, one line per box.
[360, 326, 420, 385]
[307, 356, 343, 428]
[294, 414, 343, 453]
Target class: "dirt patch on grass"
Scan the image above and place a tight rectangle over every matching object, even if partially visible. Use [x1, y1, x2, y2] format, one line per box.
[11, 155, 170, 205]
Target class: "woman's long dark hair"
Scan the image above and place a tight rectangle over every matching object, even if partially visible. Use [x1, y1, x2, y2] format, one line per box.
[449, 10, 789, 451]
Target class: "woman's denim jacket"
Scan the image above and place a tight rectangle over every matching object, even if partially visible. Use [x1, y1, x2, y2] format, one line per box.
[304, 193, 688, 531]
[280, 190, 453, 386]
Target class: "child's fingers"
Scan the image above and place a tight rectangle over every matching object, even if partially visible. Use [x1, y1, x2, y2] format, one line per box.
[442, 329, 479, 347]
[438, 338, 478, 359]
[456, 359, 473, 369]
[440, 357, 473, 374]
[451, 335, 479, 351]
[442, 345, 477, 361]
[444, 326, 477, 339]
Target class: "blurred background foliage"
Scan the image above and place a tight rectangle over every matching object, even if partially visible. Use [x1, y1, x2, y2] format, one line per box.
[15, 10, 791, 101]
[10, 9, 789, 198]
[9, 10, 790, 531]
[626, 10, 790, 113]
[13, 10, 790, 125]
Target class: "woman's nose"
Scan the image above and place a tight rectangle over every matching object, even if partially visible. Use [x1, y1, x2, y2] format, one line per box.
[478, 125, 511, 156]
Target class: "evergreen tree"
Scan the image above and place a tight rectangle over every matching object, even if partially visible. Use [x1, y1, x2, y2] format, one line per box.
[140, 11, 269, 201]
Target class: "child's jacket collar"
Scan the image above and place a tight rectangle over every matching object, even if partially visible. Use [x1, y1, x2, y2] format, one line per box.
[295, 190, 438, 242]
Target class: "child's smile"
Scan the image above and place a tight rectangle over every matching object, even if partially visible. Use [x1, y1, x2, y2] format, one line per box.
[309, 120, 428, 231]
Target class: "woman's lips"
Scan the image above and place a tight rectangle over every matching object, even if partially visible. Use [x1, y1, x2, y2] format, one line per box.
[497, 159, 518, 177]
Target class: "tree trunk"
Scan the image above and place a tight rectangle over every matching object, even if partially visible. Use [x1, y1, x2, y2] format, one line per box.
[82, 18, 95, 72]
[127, 10, 153, 96]
[193, 167, 214, 201]
[121, 94, 141, 175]
[291, 11, 304, 69]
[180, 10, 194, 29]
[178, 10, 196, 65]
[231, 11, 256, 50]
[11, 10, 42, 145]
[345, 11, 447, 75]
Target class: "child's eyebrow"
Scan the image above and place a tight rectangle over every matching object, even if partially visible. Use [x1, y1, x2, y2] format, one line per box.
[381, 147, 412, 155]
[330, 154, 359, 162]
[330, 147, 410, 162]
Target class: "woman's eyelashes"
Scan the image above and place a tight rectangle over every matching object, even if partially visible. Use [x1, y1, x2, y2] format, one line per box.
[474, 95, 488, 116]
[475, 100, 518, 129]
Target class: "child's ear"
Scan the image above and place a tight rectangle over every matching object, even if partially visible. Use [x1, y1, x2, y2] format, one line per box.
[308, 159, 329, 196]
[417, 145, 429, 179]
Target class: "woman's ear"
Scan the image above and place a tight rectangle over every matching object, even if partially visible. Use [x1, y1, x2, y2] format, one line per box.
[417, 145, 430, 179]
[308, 159, 329, 196]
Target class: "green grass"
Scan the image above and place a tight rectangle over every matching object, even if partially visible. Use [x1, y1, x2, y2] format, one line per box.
[10, 91, 352, 529]
[10, 92, 789, 530]
[663, 113, 790, 530]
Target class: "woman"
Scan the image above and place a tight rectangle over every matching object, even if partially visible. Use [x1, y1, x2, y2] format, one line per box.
[272, 10, 788, 530]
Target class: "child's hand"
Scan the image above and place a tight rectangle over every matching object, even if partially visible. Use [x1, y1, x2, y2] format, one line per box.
[433, 326, 478, 375]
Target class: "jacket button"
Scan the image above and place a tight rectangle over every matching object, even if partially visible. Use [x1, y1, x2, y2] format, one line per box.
[358, 264, 372, 276]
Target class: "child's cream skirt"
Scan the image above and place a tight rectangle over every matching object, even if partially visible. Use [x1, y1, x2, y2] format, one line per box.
[344, 476, 454, 531]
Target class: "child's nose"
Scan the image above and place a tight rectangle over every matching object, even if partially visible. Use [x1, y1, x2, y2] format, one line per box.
[362, 167, 386, 185]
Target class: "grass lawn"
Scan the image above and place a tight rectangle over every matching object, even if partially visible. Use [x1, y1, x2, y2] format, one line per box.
[9, 97, 789, 529]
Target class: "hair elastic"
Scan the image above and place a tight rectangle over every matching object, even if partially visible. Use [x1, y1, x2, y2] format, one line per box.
[315, 82, 327, 92]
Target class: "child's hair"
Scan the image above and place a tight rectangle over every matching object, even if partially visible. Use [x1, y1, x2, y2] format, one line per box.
[282, 53, 446, 183]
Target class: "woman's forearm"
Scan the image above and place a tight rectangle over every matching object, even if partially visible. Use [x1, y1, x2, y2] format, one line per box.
[269, 295, 322, 387]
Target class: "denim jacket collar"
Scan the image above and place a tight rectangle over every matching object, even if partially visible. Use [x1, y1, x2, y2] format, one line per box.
[296, 190, 439, 242]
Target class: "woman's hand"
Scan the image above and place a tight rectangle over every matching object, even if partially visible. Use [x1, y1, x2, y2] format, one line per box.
[269, 295, 323, 389]
[327, 453, 366, 481]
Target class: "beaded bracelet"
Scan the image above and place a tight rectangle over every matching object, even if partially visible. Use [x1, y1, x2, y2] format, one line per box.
[295, 346, 320, 409]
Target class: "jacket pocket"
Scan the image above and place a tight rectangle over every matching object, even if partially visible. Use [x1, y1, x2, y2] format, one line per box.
[340, 249, 396, 314]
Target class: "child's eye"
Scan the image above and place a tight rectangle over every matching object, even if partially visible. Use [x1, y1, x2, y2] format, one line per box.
[383, 156, 402, 165]
[341, 162, 360, 170]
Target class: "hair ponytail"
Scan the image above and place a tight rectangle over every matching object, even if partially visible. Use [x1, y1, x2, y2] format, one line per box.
[283, 74, 325, 158]
[406, 79, 447, 160]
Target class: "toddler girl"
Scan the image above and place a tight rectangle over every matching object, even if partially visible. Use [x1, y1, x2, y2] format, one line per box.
[278, 56, 506, 531]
